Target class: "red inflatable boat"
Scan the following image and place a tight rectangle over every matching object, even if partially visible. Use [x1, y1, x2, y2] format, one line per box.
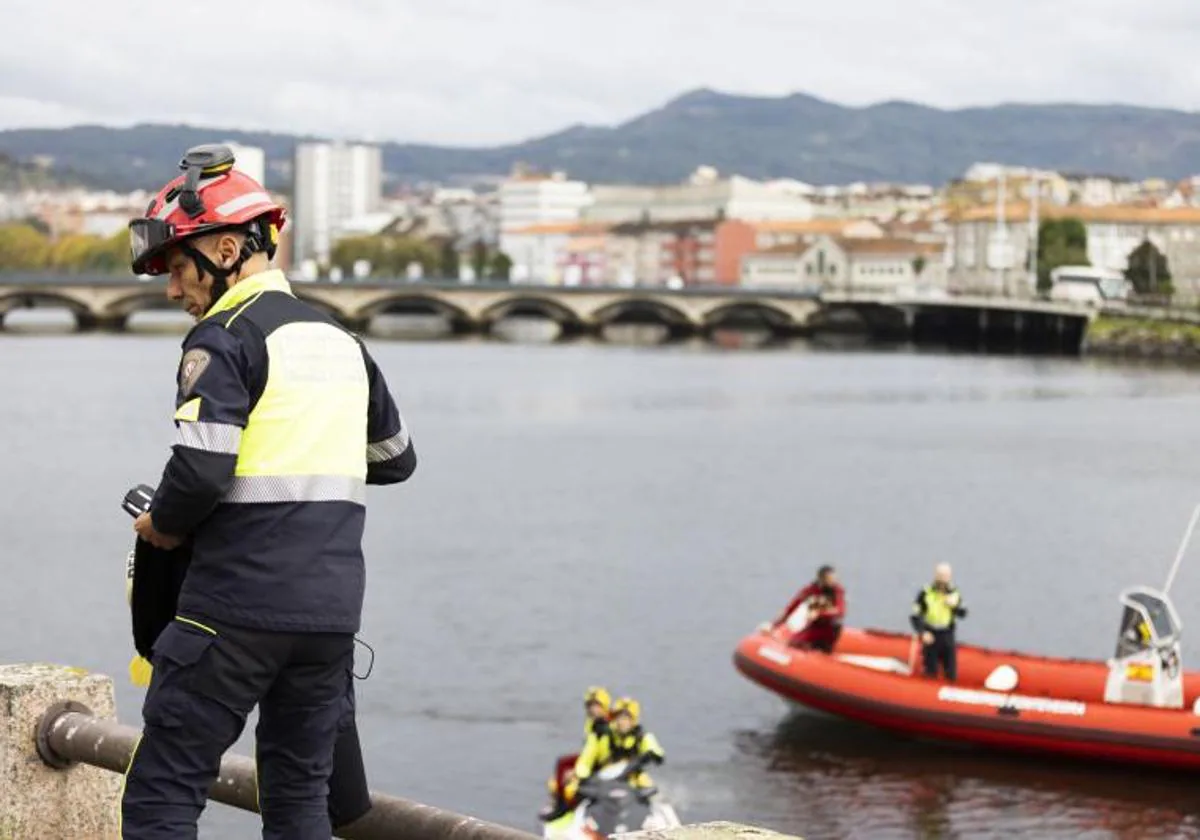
[734, 586, 1200, 770]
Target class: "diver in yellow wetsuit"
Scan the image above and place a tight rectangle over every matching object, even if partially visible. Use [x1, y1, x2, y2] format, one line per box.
[539, 686, 613, 822]
[569, 697, 665, 799]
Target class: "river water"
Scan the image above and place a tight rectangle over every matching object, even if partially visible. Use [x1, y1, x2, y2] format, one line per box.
[3, 316, 1200, 839]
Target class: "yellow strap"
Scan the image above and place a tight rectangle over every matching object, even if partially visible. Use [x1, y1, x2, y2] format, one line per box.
[129, 655, 153, 687]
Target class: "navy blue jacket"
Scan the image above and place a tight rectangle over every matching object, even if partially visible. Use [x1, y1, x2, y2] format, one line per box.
[150, 284, 415, 633]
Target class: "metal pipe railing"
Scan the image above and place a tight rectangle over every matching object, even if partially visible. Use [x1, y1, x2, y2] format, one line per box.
[36, 702, 537, 840]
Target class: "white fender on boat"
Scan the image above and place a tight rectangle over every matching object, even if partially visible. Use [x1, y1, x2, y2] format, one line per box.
[984, 664, 1020, 692]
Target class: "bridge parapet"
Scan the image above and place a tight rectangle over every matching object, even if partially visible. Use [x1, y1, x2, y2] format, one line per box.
[0, 273, 1095, 352]
[0, 274, 822, 337]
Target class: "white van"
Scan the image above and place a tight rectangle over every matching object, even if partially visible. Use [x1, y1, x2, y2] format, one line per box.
[1048, 265, 1131, 306]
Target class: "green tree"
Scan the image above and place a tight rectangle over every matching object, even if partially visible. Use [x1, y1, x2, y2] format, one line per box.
[911, 254, 927, 277]
[1124, 239, 1172, 296]
[1036, 218, 1089, 291]
[0, 223, 51, 270]
[50, 233, 103, 271]
[21, 215, 51, 236]
[86, 229, 134, 273]
[330, 233, 438, 278]
[470, 240, 489, 280]
[489, 250, 513, 282]
[438, 241, 460, 280]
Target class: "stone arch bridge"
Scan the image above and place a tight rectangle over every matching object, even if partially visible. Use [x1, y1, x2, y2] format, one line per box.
[0, 274, 1095, 351]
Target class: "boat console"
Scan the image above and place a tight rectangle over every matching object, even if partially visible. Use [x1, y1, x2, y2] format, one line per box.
[1103, 586, 1184, 709]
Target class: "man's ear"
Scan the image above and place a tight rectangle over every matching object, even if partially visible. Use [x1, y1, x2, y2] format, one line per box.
[218, 233, 242, 268]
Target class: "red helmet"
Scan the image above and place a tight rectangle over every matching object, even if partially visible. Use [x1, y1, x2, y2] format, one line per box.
[129, 144, 287, 276]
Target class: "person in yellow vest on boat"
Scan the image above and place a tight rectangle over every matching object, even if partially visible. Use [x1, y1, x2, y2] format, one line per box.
[570, 697, 665, 798]
[539, 686, 614, 822]
[910, 563, 968, 681]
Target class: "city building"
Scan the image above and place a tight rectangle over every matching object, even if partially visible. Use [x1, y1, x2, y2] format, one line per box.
[750, 218, 886, 251]
[947, 203, 1200, 298]
[504, 216, 902, 287]
[224, 142, 266, 185]
[808, 183, 937, 220]
[600, 218, 760, 286]
[584, 167, 815, 226]
[291, 141, 383, 266]
[741, 235, 945, 292]
[503, 221, 609, 284]
[497, 169, 592, 280]
[498, 169, 591, 232]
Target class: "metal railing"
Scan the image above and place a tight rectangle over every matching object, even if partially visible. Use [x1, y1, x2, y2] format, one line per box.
[35, 702, 537, 840]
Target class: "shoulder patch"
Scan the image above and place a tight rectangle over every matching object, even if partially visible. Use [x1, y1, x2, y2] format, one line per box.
[179, 349, 211, 396]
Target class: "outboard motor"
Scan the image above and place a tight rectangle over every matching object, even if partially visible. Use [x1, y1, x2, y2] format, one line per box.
[1103, 587, 1184, 709]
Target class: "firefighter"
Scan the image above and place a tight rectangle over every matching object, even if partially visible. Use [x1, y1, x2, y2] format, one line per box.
[121, 144, 416, 839]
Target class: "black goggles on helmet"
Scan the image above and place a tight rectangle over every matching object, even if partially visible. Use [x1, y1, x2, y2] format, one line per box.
[129, 218, 175, 275]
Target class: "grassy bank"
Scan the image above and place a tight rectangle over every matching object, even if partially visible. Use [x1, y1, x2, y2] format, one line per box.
[1084, 315, 1200, 362]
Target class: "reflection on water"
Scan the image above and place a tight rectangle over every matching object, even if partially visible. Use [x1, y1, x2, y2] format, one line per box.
[734, 712, 1200, 840]
[370, 313, 456, 340]
[489, 316, 563, 344]
[2, 308, 77, 333]
[599, 322, 671, 345]
[125, 310, 195, 333]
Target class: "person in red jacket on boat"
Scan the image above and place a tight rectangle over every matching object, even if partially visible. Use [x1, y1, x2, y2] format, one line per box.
[911, 563, 968, 681]
[772, 565, 846, 653]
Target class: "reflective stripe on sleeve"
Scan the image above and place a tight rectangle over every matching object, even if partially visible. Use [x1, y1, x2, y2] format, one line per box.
[175, 421, 242, 454]
[367, 428, 410, 463]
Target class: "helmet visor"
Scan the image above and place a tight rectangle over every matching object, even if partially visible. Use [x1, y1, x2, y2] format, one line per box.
[129, 218, 175, 275]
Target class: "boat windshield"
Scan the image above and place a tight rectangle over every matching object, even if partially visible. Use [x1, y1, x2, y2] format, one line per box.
[1115, 592, 1179, 658]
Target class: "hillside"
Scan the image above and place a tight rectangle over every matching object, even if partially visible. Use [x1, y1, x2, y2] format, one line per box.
[2, 89, 1200, 190]
[0, 151, 96, 191]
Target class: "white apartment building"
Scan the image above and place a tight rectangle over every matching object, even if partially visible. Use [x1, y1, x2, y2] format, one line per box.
[224, 141, 266, 185]
[497, 172, 592, 281]
[584, 173, 815, 225]
[291, 141, 382, 266]
[498, 172, 591, 232]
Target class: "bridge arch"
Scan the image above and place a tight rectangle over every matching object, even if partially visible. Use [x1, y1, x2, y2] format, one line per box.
[357, 293, 476, 333]
[480, 296, 586, 333]
[102, 289, 180, 328]
[0, 291, 94, 330]
[807, 302, 873, 331]
[292, 292, 348, 324]
[591, 297, 694, 332]
[702, 302, 796, 333]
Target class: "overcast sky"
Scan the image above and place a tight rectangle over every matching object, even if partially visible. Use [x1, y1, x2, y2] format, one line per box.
[3, 0, 1199, 147]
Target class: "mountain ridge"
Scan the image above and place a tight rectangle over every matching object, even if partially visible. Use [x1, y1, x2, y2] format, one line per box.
[1, 88, 1199, 191]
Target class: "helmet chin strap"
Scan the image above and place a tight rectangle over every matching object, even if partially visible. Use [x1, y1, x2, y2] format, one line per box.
[180, 221, 269, 314]
[181, 241, 246, 315]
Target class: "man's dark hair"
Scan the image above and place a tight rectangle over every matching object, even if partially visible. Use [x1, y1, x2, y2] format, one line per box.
[817, 565, 834, 579]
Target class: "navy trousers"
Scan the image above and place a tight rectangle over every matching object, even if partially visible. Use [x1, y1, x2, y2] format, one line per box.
[922, 628, 957, 681]
[121, 616, 356, 839]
